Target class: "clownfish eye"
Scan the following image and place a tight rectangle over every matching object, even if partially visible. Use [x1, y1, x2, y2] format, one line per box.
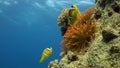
[71, 5, 73, 8]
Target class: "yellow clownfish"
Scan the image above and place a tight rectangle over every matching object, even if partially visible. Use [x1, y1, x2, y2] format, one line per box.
[39, 47, 52, 64]
[69, 4, 80, 25]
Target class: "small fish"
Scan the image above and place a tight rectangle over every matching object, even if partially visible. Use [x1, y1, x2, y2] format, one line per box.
[69, 4, 80, 25]
[39, 47, 52, 64]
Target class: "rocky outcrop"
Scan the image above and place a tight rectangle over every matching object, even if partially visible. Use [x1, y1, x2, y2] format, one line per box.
[48, 0, 120, 68]
[57, 8, 70, 36]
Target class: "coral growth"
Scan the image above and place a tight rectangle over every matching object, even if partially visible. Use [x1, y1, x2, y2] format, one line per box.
[78, 8, 94, 24]
[61, 8, 96, 52]
[57, 8, 70, 35]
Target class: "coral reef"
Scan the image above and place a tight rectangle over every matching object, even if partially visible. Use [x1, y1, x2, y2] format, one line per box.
[102, 30, 118, 43]
[48, 0, 120, 68]
[57, 8, 70, 36]
[61, 8, 96, 52]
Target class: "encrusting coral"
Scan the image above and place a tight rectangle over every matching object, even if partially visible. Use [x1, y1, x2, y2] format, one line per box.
[57, 8, 70, 36]
[61, 8, 97, 52]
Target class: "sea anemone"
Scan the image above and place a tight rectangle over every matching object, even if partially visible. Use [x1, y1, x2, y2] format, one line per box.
[61, 8, 97, 52]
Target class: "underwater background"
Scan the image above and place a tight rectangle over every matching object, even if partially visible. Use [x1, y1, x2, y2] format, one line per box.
[0, 0, 95, 68]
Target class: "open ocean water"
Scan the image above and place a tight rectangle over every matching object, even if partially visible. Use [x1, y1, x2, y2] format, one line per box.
[0, 0, 95, 68]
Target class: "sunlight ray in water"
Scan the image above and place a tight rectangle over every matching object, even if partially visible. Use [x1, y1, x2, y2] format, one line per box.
[0, 13, 18, 25]
[33, 2, 47, 11]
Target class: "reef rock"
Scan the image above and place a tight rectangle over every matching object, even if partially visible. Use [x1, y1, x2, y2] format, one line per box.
[57, 8, 70, 36]
[48, 0, 120, 68]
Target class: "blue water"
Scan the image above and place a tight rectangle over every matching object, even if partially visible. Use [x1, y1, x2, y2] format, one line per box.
[0, 0, 95, 68]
